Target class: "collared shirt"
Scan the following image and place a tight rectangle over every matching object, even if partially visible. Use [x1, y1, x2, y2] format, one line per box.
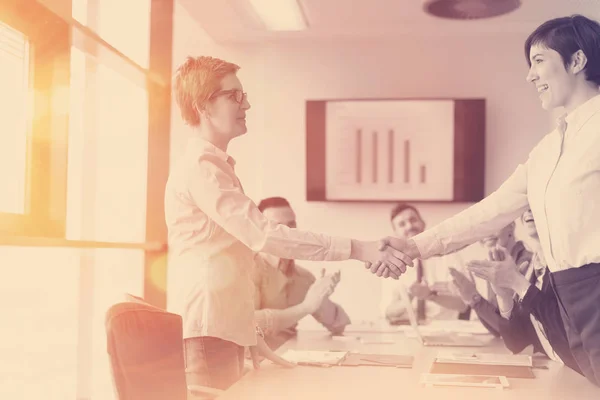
[385, 250, 467, 322]
[165, 137, 351, 346]
[414, 94, 600, 273]
[252, 254, 351, 349]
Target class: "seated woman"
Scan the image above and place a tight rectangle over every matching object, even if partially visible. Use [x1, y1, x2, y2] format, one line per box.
[467, 210, 582, 375]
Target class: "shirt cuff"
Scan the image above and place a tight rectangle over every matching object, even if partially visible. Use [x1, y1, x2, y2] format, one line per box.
[254, 309, 274, 336]
[328, 237, 352, 261]
[499, 302, 514, 319]
[517, 286, 531, 300]
[516, 282, 531, 300]
[412, 230, 442, 259]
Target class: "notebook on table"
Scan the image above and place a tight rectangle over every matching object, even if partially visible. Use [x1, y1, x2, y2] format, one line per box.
[430, 351, 535, 379]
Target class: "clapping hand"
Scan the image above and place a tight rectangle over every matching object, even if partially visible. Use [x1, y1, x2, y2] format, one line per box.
[430, 281, 452, 295]
[302, 270, 340, 313]
[449, 267, 479, 303]
[249, 334, 296, 370]
[467, 246, 529, 292]
[321, 268, 341, 284]
[409, 281, 433, 300]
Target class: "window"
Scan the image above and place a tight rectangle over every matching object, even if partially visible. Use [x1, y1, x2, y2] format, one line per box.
[67, 1, 155, 397]
[65, 48, 149, 244]
[0, 22, 29, 215]
[93, 62, 149, 243]
[0, 1, 172, 399]
[0, 246, 79, 400]
[73, 0, 151, 68]
[66, 49, 149, 399]
[0, 2, 70, 237]
[96, 0, 151, 67]
[0, 245, 145, 400]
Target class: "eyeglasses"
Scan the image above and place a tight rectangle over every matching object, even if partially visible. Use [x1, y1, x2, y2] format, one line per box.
[209, 89, 248, 105]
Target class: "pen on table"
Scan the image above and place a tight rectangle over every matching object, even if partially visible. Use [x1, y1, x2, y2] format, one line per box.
[359, 358, 396, 365]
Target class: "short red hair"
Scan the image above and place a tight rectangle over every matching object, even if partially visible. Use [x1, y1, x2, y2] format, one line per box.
[173, 56, 240, 126]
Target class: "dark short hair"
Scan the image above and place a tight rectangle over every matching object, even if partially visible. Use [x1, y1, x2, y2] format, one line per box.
[257, 197, 291, 213]
[525, 15, 600, 86]
[390, 203, 423, 223]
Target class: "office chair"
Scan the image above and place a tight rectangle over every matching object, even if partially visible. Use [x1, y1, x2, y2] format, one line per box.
[105, 295, 224, 399]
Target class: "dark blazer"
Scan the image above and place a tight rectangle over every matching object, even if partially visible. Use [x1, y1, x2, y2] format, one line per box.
[501, 269, 582, 375]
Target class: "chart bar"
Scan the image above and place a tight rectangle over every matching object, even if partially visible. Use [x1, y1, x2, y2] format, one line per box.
[388, 130, 394, 183]
[404, 140, 410, 183]
[372, 131, 378, 183]
[356, 129, 362, 183]
[351, 130, 426, 187]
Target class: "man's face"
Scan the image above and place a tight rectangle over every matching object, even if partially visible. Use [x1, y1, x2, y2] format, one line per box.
[480, 223, 515, 250]
[391, 208, 425, 239]
[262, 205, 296, 228]
[521, 209, 538, 238]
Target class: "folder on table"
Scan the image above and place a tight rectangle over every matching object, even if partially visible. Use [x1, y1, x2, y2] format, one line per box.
[430, 351, 535, 378]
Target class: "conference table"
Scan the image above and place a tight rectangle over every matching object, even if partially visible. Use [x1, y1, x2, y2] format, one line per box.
[217, 321, 598, 400]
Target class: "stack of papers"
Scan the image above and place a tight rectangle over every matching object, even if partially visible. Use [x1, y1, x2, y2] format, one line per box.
[435, 351, 532, 367]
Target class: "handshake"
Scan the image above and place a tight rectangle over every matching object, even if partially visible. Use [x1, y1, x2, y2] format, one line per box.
[352, 236, 420, 280]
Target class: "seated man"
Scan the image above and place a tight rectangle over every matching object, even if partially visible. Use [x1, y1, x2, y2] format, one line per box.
[467, 210, 582, 375]
[385, 203, 469, 324]
[450, 220, 533, 336]
[253, 197, 351, 349]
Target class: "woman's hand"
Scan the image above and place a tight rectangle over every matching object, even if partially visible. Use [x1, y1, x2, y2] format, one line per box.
[249, 332, 296, 370]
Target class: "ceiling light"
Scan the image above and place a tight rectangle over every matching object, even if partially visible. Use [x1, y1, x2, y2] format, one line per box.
[424, 0, 521, 20]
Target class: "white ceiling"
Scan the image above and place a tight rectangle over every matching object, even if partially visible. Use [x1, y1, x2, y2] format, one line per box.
[178, 0, 600, 44]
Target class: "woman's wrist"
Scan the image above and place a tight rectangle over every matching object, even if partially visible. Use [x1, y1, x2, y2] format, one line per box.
[255, 325, 265, 338]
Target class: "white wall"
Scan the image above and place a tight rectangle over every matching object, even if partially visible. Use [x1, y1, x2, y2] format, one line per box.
[170, 9, 552, 322]
[255, 37, 550, 323]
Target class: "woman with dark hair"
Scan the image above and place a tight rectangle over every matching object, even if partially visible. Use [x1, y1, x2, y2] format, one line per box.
[373, 15, 600, 386]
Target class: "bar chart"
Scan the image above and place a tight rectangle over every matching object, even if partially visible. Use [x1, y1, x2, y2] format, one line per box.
[353, 129, 429, 185]
[325, 100, 455, 200]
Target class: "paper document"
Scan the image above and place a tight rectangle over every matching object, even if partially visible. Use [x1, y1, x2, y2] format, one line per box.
[427, 320, 491, 335]
[435, 351, 532, 366]
[421, 373, 509, 389]
[280, 350, 348, 365]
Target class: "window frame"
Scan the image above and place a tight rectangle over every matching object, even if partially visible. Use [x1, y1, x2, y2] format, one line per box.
[0, 0, 70, 237]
